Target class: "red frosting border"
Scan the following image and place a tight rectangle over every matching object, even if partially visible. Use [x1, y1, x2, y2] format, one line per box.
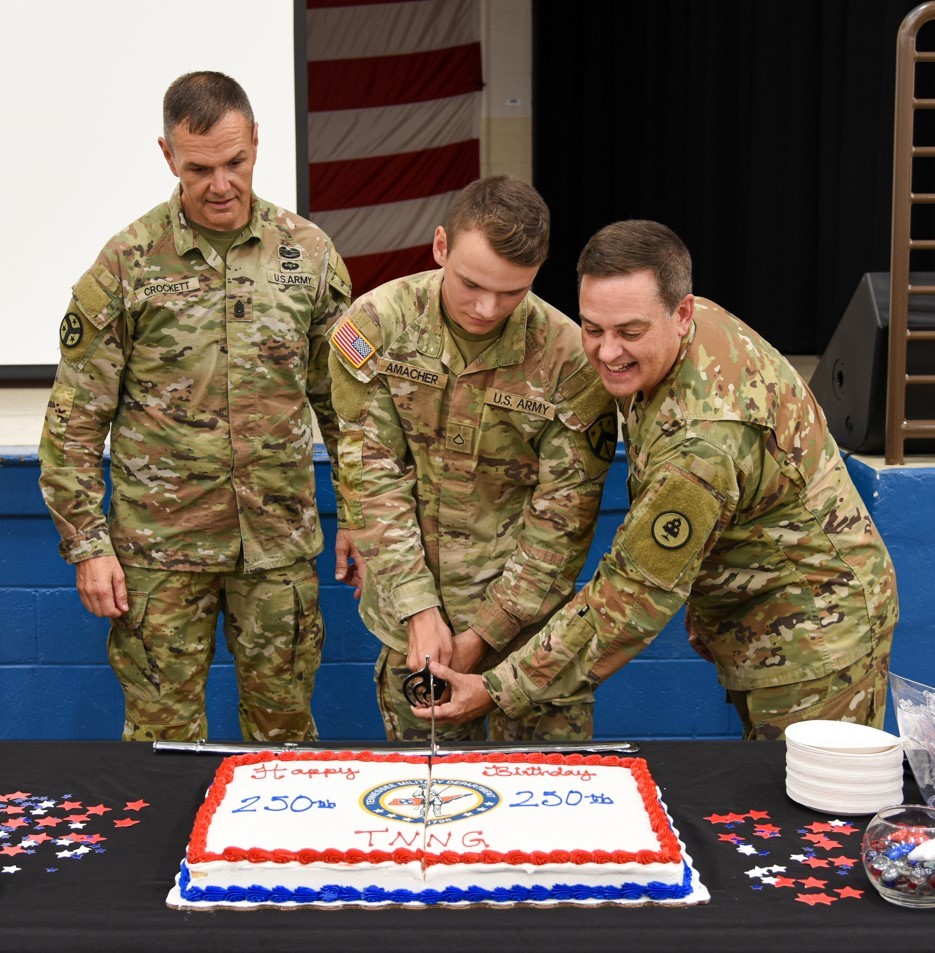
[188, 750, 427, 866]
[423, 753, 682, 868]
[187, 750, 683, 870]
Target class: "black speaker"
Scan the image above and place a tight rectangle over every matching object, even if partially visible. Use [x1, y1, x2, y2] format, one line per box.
[808, 272, 935, 453]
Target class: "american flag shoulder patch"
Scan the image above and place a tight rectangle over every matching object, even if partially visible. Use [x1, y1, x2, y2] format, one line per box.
[331, 317, 376, 368]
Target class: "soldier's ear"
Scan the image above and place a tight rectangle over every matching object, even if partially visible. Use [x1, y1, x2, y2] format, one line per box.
[432, 227, 448, 267]
[158, 137, 179, 178]
[675, 294, 694, 336]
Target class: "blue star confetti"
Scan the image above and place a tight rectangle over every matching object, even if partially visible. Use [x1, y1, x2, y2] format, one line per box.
[0, 789, 151, 878]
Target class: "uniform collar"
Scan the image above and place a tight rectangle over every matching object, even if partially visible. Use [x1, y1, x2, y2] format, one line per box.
[416, 270, 529, 367]
[625, 318, 697, 434]
[169, 186, 262, 256]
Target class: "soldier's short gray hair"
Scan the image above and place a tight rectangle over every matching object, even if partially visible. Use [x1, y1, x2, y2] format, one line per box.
[163, 71, 254, 141]
[577, 220, 693, 314]
[445, 176, 550, 268]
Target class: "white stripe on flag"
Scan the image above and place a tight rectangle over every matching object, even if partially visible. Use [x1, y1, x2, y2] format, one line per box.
[308, 94, 479, 164]
[307, 0, 477, 62]
[311, 191, 460, 258]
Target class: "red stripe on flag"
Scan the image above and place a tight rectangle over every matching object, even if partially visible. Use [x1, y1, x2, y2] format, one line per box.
[345, 244, 437, 297]
[308, 44, 482, 111]
[310, 141, 479, 212]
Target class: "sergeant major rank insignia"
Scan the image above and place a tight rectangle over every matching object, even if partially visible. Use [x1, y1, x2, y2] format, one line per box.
[60, 312, 83, 348]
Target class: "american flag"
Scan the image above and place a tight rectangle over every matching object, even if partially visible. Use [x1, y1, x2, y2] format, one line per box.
[332, 317, 376, 367]
[306, 0, 482, 296]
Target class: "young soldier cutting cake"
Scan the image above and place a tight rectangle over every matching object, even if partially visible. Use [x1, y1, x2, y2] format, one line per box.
[329, 176, 617, 744]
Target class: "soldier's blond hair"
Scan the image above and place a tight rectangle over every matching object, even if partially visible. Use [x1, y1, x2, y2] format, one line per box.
[163, 71, 254, 141]
[445, 176, 550, 267]
[577, 220, 692, 314]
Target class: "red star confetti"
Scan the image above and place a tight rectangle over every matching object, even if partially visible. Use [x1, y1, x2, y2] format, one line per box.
[0, 790, 151, 879]
[796, 892, 837, 906]
[753, 824, 782, 837]
[835, 886, 864, 899]
[705, 806, 869, 906]
[798, 877, 828, 889]
[803, 833, 840, 850]
[801, 856, 831, 869]
[829, 855, 857, 867]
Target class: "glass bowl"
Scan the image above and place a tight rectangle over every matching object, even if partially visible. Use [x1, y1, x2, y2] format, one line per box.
[862, 804, 935, 908]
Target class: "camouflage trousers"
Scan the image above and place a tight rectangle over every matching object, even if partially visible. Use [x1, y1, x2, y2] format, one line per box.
[108, 559, 323, 743]
[728, 631, 893, 740]
[375, 645, 594, 743]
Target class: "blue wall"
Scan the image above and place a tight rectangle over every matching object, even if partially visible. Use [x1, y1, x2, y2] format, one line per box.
[0, 446, 928, 742]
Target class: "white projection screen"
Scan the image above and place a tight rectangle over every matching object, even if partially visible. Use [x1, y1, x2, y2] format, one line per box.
[1, 0, 302, 376]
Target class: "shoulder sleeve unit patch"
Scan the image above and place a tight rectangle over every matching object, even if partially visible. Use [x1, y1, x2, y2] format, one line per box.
[622, 463, 724, 590]
[330, 316, 376, 368]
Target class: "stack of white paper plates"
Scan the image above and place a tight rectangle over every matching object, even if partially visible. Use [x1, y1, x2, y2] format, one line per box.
[785, 720, 903, 815]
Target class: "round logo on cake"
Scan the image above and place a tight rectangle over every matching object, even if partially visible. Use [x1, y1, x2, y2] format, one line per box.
[361, 778, 500, 825]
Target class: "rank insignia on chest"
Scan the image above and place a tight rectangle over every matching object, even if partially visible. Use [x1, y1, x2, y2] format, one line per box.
[59, 312, 83, 348]
[332, 318, 376, 367]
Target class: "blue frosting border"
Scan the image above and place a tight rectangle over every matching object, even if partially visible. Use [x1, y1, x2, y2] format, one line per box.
[177, 860, 694, 905]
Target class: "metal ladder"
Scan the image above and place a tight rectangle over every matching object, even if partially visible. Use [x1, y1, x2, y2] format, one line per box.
[887, 2, 935, 463]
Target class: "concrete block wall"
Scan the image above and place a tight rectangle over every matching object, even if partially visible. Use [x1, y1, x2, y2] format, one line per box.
[1, 447, 928, 742]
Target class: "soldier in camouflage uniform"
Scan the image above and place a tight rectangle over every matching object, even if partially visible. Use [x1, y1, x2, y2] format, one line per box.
[38, 72, 357, 743]
[421, 220, 898, 740]
[329, 176, 617, 742]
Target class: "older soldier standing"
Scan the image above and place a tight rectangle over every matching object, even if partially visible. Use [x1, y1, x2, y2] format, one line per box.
[419, 220, 898, 740]
[39, 71, 357, 742]
[329, 176, 617, 743]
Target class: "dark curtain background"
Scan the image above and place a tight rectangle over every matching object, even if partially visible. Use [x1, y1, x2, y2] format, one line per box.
[531, 0, 924, 354]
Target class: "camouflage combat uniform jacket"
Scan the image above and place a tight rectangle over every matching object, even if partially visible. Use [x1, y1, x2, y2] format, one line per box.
[39, 188, 351, 572]
[485, 299, 899, 716]
[329, 270, 617, 656]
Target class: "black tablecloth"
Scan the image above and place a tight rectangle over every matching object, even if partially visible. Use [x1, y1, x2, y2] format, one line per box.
[0, 741, 928, 953]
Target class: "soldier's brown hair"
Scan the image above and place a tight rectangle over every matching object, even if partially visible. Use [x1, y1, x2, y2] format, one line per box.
[445, 176, 550, 267]
[163, 71, 254, 141]
[577, 220, 692, 314]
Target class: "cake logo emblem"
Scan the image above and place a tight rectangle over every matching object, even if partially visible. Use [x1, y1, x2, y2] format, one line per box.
[361, 778, 500, 825]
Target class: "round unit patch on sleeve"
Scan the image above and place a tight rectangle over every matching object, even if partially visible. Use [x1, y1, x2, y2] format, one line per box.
[60, 312, 83, 349]
[623, 464, 723, 590]
[651, 511, 692, 549]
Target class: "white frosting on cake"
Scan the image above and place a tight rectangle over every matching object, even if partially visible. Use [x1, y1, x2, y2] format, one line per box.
[170, 751, 706, 908]
[422, 755, 679, 891]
